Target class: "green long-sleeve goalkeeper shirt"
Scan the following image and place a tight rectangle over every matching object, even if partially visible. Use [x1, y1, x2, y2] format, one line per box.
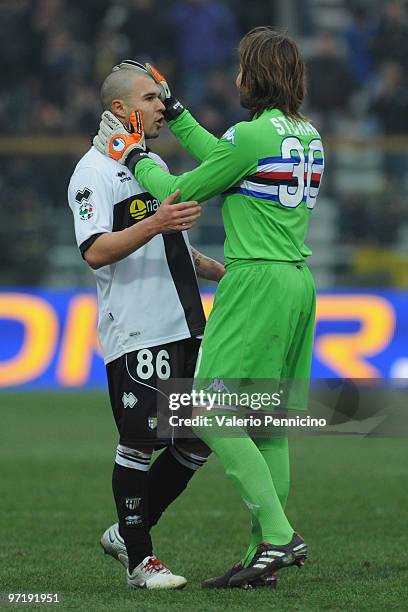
[135, 108, 324, 264]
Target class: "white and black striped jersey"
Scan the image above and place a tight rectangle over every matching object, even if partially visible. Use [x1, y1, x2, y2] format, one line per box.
[68, 146, 206, 364]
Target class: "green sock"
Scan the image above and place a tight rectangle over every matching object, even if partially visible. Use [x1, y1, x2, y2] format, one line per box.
[200, 434, 294, 550]
[242, 436, 290, 566]
[257, 436, 290, 507]
[245, 514, 262, 567]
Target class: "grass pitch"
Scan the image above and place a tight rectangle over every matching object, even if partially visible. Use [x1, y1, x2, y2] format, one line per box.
[1, 392, 408, 611]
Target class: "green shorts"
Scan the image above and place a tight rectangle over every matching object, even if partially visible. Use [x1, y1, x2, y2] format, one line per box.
[194, 260, 316, 411]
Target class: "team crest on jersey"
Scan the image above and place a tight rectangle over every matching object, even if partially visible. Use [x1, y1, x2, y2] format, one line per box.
[148, 416, 158, 430]
[221, 126, 236, 145]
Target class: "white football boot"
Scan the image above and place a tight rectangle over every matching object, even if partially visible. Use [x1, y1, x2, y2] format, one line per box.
[101, 523, 187, 589]
[127, 556, 187, 590]
[100, 523, 128, 568]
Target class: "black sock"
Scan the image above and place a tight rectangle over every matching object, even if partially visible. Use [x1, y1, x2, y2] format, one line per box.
[112, 459, 152, 573]
[148, 446, 207, 528]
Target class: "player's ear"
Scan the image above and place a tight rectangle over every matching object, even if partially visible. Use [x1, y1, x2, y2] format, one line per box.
[111, 98, 127, 121]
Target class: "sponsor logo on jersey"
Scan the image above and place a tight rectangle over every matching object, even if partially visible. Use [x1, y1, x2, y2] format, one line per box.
[129, 198, 160, 221]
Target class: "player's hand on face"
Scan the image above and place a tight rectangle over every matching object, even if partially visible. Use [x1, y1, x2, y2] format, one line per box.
[145, 64, 172, 101]
[145, 64, 186, 122]
[153, 189, 202, 233]
[93, 110, 147, 164]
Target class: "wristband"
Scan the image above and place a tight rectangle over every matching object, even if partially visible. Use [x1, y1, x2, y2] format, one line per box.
[163, 98, 186, 122]
[125, 149, 150, 174]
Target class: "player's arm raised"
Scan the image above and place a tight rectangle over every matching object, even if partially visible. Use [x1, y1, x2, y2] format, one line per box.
[145, 63, 218, 162]
[190, 247, 225, 282]
[134, 122, 255, 203]
[93, 111, 256, 204]
[84, 190, 201, 270]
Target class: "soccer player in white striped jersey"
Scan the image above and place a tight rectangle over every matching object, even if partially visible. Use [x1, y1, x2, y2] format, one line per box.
[68, 61, 224, 590]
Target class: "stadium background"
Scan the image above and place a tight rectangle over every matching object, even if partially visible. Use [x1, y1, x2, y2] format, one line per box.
[1, 1, 408, 609]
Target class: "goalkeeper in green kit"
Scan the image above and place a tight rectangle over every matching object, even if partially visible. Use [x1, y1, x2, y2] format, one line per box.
[94, 27, 324, 589]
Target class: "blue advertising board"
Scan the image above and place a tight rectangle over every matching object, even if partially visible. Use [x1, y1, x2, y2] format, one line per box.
[0, 289, 407, 388]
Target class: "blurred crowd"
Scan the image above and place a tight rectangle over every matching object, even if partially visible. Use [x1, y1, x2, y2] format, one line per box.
[2, 0, 408, 137]
[1, 0, 408, 285]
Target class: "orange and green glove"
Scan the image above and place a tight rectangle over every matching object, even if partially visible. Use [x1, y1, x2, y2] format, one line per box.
[145, 63, 186, 122]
